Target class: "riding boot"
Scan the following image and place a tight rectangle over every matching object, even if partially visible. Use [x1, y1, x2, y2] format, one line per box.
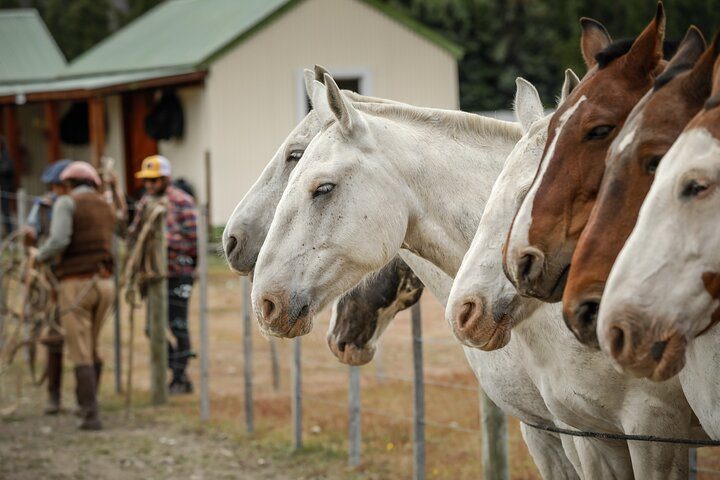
[74, 365, 102, 430]
[44, 349, 63, 415]
[93, 361, 103, 395]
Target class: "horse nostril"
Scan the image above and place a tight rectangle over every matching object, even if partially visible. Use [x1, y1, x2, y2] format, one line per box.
[456, 300, 479, 329]
[651, 340, 668, 362]
[225, 234, 238, 257]
[261, 297, 276, 321]
[608, 325, 627, 359]
[338, 341, 347, 352]
[576, 301, 599, 329]
[517, 249, 543, 284]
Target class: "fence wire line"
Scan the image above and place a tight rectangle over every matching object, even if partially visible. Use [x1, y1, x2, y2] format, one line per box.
[523, 422, 720, 447]
[298, 392, 502, 437]
[298, 358, 478, 393]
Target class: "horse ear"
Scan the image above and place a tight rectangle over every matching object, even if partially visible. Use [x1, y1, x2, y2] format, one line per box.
[514, 78, 543, 133]
[304, 69, 316, 101]
[314, 64, 331, 82]
[311, 79, 334, 124]
[681, 30, 720, 101]
[623, 2, 666, 79]
[324, 73, 364, 136]
[559, 69, 580, 106]
[665, 26, 706, 72]
[580, 18, 612, 69]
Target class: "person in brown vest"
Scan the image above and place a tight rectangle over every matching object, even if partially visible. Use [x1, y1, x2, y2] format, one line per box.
[31, 161, 115, 430]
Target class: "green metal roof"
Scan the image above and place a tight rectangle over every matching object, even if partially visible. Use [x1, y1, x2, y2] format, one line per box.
[64, 0, 463, 78]
[0, 9, 66, 84]
[0, 67, 197, 99]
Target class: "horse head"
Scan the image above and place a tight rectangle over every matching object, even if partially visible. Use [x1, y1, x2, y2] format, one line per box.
[327, 256, 423, 365]
[564, 28, 718, 348]
[504, 4, 667, 302]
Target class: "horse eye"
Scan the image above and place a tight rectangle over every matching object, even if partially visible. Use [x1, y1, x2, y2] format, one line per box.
[645, 155, 663, 175]
[313, 183, 335, 199]
[584, 125, 615, 141]
[287, 150, 303, 162]
[681, 180, 709, 199]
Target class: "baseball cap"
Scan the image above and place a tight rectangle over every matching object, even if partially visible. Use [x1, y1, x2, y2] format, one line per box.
[135, 155, 171, 179]
[41, 159, 72, 184]
[59, 161, 102, 187]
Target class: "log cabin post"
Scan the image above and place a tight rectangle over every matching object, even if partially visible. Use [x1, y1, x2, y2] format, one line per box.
[2, 105, 22, 188]
[88, 96, 106, 168]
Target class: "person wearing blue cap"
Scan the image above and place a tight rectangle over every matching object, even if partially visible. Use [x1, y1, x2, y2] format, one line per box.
[24, 159, 71, 416]
[25, 159, 72, 245]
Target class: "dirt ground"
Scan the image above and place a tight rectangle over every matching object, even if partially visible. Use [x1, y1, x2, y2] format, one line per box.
[0, 401, 297, 480]
[1, 260, 719, 479]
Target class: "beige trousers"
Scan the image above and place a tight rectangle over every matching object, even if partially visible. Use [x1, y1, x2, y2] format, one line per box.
[58, 277, 115, 367]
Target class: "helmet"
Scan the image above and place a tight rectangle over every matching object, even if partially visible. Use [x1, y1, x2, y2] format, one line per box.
[59, 161, 101, 187]
[40, 159, 72, 184]
[135, 155, 171, 179]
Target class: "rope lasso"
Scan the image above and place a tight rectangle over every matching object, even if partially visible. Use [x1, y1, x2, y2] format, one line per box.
[522, 421, 720, 446]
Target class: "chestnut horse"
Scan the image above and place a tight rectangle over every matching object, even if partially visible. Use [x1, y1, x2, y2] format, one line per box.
[597, 49, 720, 438]
[563, 29, 719, 347]
[504, 4, 667, 303]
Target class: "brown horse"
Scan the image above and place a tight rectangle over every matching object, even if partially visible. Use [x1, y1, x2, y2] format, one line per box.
[563, 29, 720, 348]
[503, 4, 667, 303]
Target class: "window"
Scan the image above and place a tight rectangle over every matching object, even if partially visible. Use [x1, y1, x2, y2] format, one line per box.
[295, 68, 373, 122]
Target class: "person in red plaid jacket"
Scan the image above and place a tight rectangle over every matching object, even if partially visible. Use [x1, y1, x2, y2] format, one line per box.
[130, 155, 198, 394]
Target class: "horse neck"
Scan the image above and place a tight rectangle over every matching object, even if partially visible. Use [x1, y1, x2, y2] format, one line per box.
[363, 108, 521, 276]
[398, 250, 453, 305]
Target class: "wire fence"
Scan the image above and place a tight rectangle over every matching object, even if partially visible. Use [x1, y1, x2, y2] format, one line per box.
[1, 187, 719, 479]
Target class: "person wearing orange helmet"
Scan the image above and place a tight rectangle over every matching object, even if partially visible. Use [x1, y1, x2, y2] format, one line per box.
[32, 160, 115, 430]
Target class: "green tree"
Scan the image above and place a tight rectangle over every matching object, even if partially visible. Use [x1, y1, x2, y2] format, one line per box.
[382, 0, 720, 111]
[41, 0, 113, 61]
[121, 0, 164, 26]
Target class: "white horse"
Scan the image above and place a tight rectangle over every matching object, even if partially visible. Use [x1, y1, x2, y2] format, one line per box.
[227, 69, 579, 478]
[252, 71, 662, 478]
[597, 60, 720, 438]
[446, 77, 700, 478]
[223, 67, 398, 276]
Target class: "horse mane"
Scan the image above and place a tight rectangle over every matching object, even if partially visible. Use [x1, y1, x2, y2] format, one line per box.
[354, 103, 523, 145]
[595, 38, 678, 70]
[595, 38, 635, 69]
[653, 61, 695, 90]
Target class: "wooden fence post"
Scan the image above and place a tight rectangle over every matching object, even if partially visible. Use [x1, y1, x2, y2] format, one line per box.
[198, 203, 210, 421]
[242, 276, 254, 434]
[269, 338, 280, 391]
[481, 390, 509, 480]
[348, 365, 361, 467]
[292, 337, 302, 450]
[147, 201, 167, 405]
[411, 303, 425, 480]
[112, 235, 122, 394]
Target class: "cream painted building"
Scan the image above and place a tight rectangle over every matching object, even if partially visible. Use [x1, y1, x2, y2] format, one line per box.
[0, 0, 461, 227]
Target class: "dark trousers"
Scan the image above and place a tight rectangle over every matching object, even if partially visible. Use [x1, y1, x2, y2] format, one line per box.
[0, 192, 13, 236]
[167, 275, 194, 380]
